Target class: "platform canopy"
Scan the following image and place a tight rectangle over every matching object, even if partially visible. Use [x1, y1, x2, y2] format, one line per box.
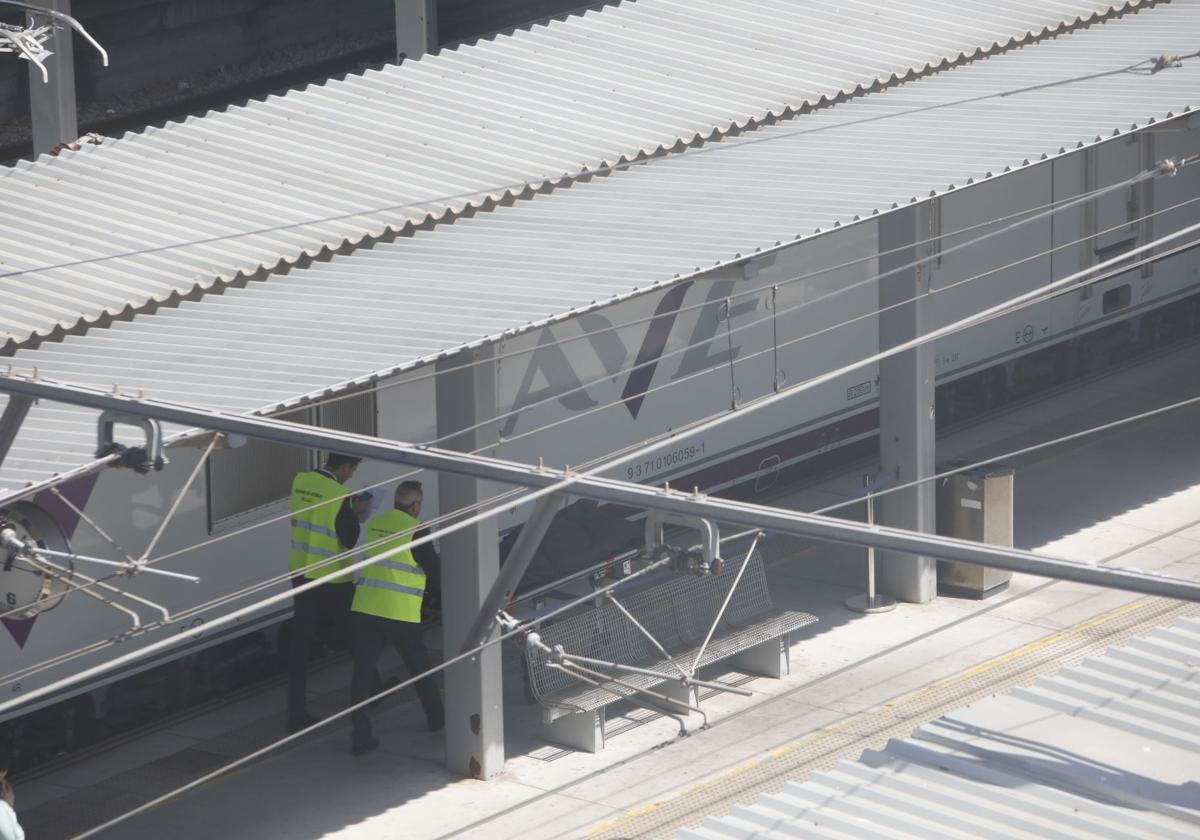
[0, 0, 1152, 352]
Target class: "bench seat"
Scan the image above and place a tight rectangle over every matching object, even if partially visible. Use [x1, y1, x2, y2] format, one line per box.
[525, 550, 816, 750]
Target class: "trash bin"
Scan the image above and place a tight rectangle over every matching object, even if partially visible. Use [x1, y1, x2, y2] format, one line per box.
[935, 464, 1014, 598]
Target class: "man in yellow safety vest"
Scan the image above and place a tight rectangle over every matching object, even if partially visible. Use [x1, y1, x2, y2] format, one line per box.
[349, 480, 444, 755]
[287, 453, 369, 733]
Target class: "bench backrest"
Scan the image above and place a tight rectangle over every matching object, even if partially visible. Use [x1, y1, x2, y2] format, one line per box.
[525, 600, 633, 702]
[670, 550, 772, 644]
[526, 549, 777, 704]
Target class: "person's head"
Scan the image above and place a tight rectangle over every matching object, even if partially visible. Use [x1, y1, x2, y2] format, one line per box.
[323, 453, 362, 484]
[394, 480, 424, 518]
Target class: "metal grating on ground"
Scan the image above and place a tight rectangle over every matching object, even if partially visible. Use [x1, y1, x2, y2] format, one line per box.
[585, 597, 1200, 839]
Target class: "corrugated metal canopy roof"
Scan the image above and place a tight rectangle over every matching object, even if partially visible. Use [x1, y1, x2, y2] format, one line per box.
[680, 616, 1200, 839]
[2, 0, 1200, 495]
[0, 0, 1154, 352]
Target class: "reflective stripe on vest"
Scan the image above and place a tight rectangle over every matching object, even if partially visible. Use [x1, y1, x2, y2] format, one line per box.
[351, 508, 425, 623]
[288, 471, 352, 583]
[376, 557, 423, 575]
[289, 518, 339, 541]
[355, 578, 425, 598]
[289, 540, 336, 558]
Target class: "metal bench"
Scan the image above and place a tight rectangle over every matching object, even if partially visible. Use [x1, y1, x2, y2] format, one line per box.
[524, 548, 816, 752]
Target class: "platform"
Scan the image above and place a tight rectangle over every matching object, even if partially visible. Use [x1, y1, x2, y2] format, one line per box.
[11, 343, 1200, 839]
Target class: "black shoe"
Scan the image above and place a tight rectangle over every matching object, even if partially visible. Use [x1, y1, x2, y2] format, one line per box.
[288, 713, 320, 734]
[351, 738, 381, 756]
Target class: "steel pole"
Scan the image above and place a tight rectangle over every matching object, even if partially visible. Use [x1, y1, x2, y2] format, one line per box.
[846, 474, 897, 613]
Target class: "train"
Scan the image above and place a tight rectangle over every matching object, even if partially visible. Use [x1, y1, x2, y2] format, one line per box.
[1, 120, 1199, 773]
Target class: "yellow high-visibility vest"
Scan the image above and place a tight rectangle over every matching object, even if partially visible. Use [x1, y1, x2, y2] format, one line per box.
[351, 508, 425, 623]
[289, 471, 352, 583]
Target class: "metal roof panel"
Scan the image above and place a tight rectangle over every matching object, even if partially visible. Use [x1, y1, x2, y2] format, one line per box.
[682, 617, 1200, 839]
[0, 0, 1152, 351]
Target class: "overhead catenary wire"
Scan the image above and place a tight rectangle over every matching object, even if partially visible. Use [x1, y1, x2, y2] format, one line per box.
[4, 217, 1200, 710]
[84, 513, 1200, 840]
[25, 368, 1196, 783]
[270, 156, 1194, 427]
[0, 478, 517, 682]
[2, 152, 1191, 538]
[71, 376, 1200, 838]
[428, 223, 1200, 464]
[2, 190, 1196, 629]
[1, 386, 684, 627]
[712, 383, 1200, 551]
[4, 192, 1195, 657]
[1, 398, 745, 683]
[0, 51, 1189, 287]
[2, 29, 1190, 792]
[0, 424, 675, 678]
[0, 463, 412, 622]
[2, 45, 1190, 835]
[70, 553, 679, 840]
[4, 69, 1195, 657]
[813, 394, 1200, 519]
[436, 196, 1200, 453]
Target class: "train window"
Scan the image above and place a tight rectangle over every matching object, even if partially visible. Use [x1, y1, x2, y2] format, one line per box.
[205, 391, 377, 531]
[1094, 237, 1136, 265]
[1102, 284, 1131, 314]
[315, 388, 377, 461]
[207, 408, 312, 530]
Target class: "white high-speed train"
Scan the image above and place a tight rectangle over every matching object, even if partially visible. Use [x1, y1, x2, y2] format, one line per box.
[1, 124, 1198, 769]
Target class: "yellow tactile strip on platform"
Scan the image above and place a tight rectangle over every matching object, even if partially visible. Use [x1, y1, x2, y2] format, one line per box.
[585, 596, 1200, 840]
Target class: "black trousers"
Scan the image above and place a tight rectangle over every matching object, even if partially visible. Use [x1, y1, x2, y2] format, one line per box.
[287, 578, 353, 723]
[350, 611, 444, 746]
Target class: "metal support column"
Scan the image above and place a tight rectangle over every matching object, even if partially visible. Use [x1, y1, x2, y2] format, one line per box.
[0, 396, 33, 470]
[436, 346, 504, 779]
[26, 0, 77, 154]
[395, 0, 437, 61]
[876, 204, 938, 603]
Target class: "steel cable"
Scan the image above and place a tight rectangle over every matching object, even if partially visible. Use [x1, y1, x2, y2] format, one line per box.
[4, 220, 1199, 706]
[2, 192, 1197, 628]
